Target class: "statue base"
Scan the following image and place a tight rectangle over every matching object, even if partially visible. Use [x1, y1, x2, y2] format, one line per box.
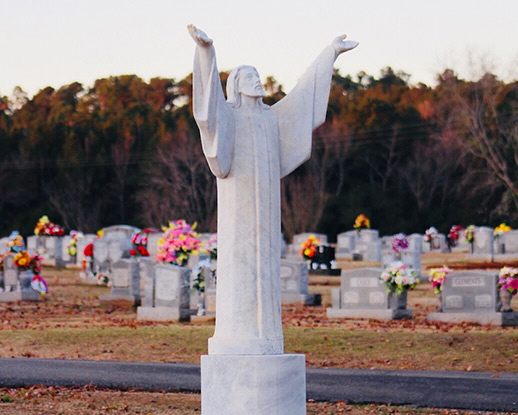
[201, 353, 306, 415]
[427, 311, 518, 326]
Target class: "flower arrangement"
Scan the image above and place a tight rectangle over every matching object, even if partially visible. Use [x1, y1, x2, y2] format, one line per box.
[130, 228, 159, 257]
[191, 258, 211, 293]
[156, 220, 202, 266]
[380, 261, 419, 295]
[447, 225, 463, 246]
[497, 267, 518, 294]
[494, 223, 512, 238]
[353, 214, 371, 231]
[424, 226, 438, 244]
[203, 233, 218, 260]
[299, 235, 321, 261]
[97, 273, 110, 286]
[67, 230, 84, 257]
[428, 266, 453, 294]
[30, 274, 49, 294]
[391, 233, 409, 253]
[130, 245, 150, 257]
[13, 251, 29, 268]
[83, 243, 94, 258]
[34, 215, 65, 236]
[6, 231, 25, 253]
[465, 225, 475, 244]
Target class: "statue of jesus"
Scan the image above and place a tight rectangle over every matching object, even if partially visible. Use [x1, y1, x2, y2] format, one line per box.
[188, 25, 357, 355]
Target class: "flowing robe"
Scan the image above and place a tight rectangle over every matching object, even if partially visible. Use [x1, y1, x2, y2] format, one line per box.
[192, 43, 337, 355]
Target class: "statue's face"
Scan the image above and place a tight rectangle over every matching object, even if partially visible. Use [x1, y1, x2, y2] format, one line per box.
[237, 67, 265, 98]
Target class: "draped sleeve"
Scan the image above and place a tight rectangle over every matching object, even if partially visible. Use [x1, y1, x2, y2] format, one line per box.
[271, 45, 337, 178]
[192, 45, 234, 178]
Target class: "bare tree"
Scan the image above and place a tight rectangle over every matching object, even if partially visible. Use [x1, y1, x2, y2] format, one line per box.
[45, 165, 102, 232]
[281, 122, 352, 242]
[399, 134, 464, 215]
[137, 134, 217, 232]
[438, 71, 518, 219]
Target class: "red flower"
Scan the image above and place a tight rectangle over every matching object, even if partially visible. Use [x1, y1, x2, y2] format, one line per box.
[510, 279, 518, 290]
[84, 243, 94, 257]
[129, 249, 138, 256]
[138, 246, 149, 256]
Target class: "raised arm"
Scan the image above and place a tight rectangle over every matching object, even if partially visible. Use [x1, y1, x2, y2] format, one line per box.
[331, 34, 359, 57]
[188, 24, 213, 48]
[188, 24, 234, 179]
[272, 34, 358, 178]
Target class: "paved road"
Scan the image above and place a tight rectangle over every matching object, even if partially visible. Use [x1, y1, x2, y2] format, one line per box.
[0, 358, 517, 412]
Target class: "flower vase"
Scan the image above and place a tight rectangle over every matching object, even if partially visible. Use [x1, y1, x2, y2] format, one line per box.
[499, 290, 514, 312]
[388, 290, 407, 310]
[18, 270, 34, 291]
[436, 292, 443, 312]
[197, 291, 206, 316]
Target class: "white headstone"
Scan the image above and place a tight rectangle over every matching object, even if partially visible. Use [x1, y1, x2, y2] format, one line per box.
[292, 233, 328, 251]
[408, 234, 423, 253]
[93, 239, 109, 263]
[136, 263, 191, 318]
[503, 230, 518, 253]
[146, 233, 162, 259]
[473, 226, 494, 256]
[336, 231, 356, 255]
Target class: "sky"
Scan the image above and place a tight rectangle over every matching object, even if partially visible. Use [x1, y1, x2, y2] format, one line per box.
[1, 0, 518, 98]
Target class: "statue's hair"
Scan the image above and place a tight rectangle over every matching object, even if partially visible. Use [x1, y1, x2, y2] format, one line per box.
[226, 65, 269, 109]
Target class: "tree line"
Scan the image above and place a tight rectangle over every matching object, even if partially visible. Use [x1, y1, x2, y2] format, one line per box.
[0, 66, 516, 242]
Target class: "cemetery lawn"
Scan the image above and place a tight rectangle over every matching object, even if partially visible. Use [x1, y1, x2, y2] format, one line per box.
[0, 256, 517, 415]
[0, 260, 517, 372]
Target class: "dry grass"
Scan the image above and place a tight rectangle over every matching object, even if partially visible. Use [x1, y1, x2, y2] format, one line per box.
[0, 386, 515, 415]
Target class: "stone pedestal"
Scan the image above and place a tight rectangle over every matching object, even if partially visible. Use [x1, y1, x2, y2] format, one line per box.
[0, 290, 39, 302]
[137, 306, 190, 322]
[201, 354, 306, 415]
[427, 311, 518, 326]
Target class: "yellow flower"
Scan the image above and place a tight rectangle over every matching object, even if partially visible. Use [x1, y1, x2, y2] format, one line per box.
[494, 223, 511, 234]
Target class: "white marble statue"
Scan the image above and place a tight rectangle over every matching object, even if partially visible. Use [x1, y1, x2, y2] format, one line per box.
[188, 24, 357, 355]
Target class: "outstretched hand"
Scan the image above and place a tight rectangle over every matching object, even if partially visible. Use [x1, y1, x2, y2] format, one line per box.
[188, 24, 213, 47]
[332, 35, 359, 55]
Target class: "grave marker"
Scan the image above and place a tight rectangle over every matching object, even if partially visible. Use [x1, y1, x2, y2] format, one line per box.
[99, 258, 140, 306]
[0, 254, 39, 302]
[327, 267, 412, 320]
[280, 259, 320, 305]
[137, 263, 191, 322]
[427, 270, 518, 326]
